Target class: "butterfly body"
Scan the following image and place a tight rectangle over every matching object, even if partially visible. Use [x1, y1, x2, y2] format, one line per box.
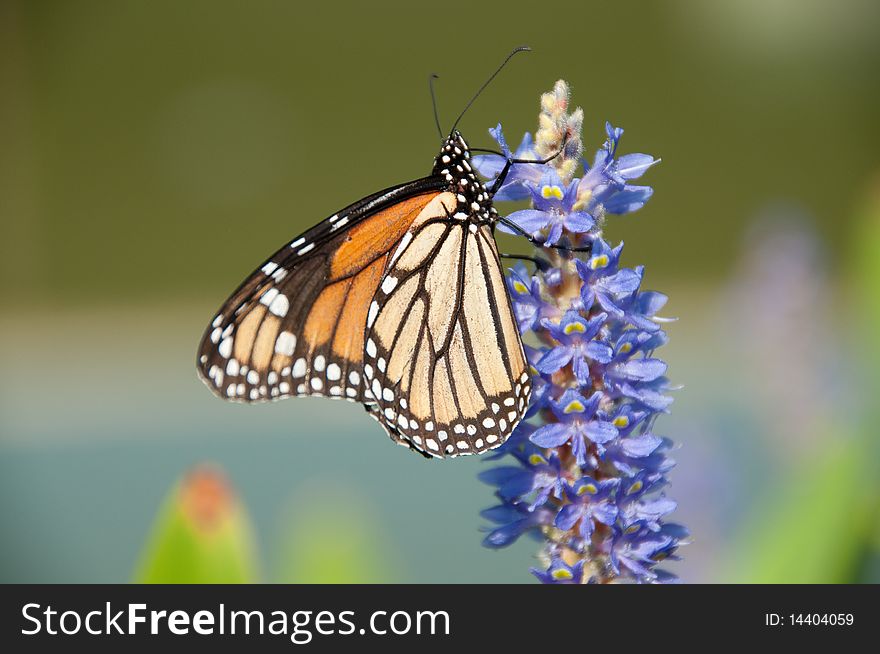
[197, 130, 531, 458]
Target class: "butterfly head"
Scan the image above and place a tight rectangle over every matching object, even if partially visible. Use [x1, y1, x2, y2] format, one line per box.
[433, 130, 471, 173]
[433, 130, 496, 223]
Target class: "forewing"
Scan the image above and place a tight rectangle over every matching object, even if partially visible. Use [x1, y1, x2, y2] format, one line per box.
[197, 185, 442, 403]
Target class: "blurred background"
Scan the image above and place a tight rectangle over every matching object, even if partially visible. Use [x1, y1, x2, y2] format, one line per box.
[1, 0, 879, 583]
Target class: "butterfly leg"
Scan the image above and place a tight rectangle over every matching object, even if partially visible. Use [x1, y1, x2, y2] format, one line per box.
[487, 134, 570, 196]
[498, 252, 551, 271]
[496, 217, 594, 254]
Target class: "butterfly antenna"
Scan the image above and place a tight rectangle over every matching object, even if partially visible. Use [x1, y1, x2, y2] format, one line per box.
[451, 46, 531, 133]
[428, 73, 443, 139]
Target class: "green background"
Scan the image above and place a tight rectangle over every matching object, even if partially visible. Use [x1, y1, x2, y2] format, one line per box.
[1, 0, 879, 583]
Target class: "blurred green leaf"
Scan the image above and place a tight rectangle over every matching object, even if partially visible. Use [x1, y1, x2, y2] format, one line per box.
[852, 175, 880, 368]
[725, 435, 874, 583]
[134, 464, 258, 583]
[850, 174, 880, 582]
[276, 485, 396, 583]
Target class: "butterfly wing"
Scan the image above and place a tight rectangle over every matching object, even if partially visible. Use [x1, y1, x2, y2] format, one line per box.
[197, 179, 445, 403]
[362, 194, 532, 458]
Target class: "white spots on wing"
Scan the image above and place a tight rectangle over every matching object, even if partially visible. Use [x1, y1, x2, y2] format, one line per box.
[456, 440, 468, 450]
[364, 364, 374, 379]
[313, 355, 326, 372]
[482, 417, 495, 429]
[268, 371, 278, 384]
[491, 402, 500, 414]
[384, 407, 396, 421]
[382, 387, 394, 402]
[377, 357, 386, 373]
[226, 358, 240, 376]
[438, 430, 448, 441]
[272, 268, 288, 282]
[199, 355, 208, 364]
[349, 370, 360, 386]
[504, 397, 515, 407]
[261, 262, 278, 276]
[397, 414, 408, 429]
[212, 315, 224, 328]
[346, 387, 357, 398]
[389, 232, 413, 268]
[210, 327, 222, 344]
[453, 424, 465, 434]
[268, 293, 289, 317]
[310, 377, 323, 391]
[292, 358, 307, 378]
[297, 243, 316, 256]
[330, 386, 342, 396]
[475, 438, 483, 449]
[326, 363, 341, 381]
[218, 337, 233, 359]
[371, 378, 382, 399]
[381, 276, 398, 294]
[247, 370, 260, 385]
[279, 381, 290, 394]
[426, 438, 438, 451]
[275, 331, 296, 356]
[290, 237, 305, 249]
[365, 338, 377, 358]
[466, 424, 477, 436]
[508, 410, 518, 422]
[486, 434, 498, 444]
[367, 301, 380, 328]
[260, 288, 279, 306]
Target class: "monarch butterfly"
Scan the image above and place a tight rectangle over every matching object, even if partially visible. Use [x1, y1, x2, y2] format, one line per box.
[197, 49, 567, 458]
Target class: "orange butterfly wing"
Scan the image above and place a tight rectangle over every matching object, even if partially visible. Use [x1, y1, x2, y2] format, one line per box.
[197, 189, 441, 403]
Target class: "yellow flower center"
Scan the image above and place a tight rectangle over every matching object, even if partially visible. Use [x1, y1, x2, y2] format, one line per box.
[589, 254, 610, 270]
[541, 185, 564, 200]
[563, 400, 585, 414]
[578, 483, 598, 495]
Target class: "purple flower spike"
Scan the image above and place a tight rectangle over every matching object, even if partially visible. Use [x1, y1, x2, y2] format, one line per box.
[477, 81, 685, 584]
